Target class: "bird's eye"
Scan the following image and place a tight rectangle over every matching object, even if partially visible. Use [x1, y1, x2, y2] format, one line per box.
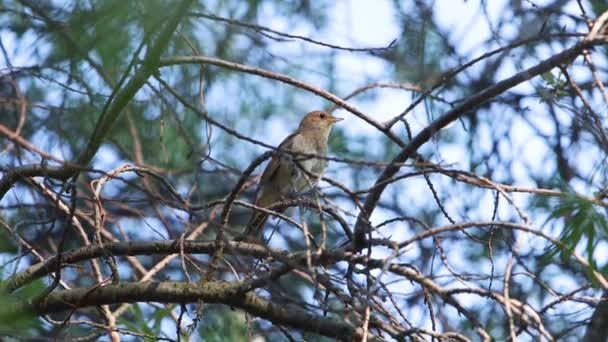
[319, 113, 326, 119]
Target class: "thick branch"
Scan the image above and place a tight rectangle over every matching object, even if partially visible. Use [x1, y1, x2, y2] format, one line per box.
[0, 165, 68, 199]
[32, 281, 359, 340]
[7, 220, 607, 293]
[3, 240, 272, 292]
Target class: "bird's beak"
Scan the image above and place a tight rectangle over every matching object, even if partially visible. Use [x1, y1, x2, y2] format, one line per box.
[327, 115, 343, 124]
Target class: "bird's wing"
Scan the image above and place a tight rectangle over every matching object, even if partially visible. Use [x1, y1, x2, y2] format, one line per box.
[260, 131, 299, 184]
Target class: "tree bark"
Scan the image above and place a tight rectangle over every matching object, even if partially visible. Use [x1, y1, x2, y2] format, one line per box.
[32, 281, 359, 340]
[583, 290, 608, 342]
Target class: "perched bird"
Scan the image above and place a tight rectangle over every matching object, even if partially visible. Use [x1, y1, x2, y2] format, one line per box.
[240, 110, 343, 240]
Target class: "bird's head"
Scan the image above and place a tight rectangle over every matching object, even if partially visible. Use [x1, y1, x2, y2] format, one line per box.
[298, 110, 343, 131]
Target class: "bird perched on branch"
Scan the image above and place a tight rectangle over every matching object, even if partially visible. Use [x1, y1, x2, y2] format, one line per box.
[239, 110, 343, 241]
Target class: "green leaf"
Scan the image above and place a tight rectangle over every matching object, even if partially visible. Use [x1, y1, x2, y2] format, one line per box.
[119, 304, 156, 340]
[541, 192, 608, 275]
[541, 71, 555, 85]
[0, 280, 44, 336]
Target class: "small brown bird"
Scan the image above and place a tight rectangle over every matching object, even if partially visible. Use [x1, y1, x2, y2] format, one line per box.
[240, 110, 343, 240]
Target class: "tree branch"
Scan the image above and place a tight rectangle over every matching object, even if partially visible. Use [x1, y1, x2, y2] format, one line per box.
[352, 37, 607, 250]
[158, 55, 405, 147]
[32, 281, 360, 341]
[76, 0, 194, 168]
[583, 290, 608, 342]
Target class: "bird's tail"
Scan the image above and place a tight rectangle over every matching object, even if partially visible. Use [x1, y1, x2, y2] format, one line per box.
[236, 191, 281, 241]
[239, 210, 269, 241]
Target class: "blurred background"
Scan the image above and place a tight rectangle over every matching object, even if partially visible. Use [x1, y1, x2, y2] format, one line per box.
[1, 0, 607, 340]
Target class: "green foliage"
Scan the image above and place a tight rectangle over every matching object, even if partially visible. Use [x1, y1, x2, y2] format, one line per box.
[0, 226, 17, 254]
[327, 126, 345, 152]
[391, 13, 445, 86]
[538, 70, 568, 103]
[119, 305, 250, 341]
[119, 303, 174, 340]
[0, 221, 44, 337]
[197, 307, 248, 341]
[541, 192, 608, 272]
[590, 0, 608, 16]
[0, 280, 44, 337]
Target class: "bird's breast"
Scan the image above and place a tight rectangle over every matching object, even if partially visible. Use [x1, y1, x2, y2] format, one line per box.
[284, 133, 328, 193]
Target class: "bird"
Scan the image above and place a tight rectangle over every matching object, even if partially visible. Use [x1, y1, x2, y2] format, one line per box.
[238, 110, 343, 241]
